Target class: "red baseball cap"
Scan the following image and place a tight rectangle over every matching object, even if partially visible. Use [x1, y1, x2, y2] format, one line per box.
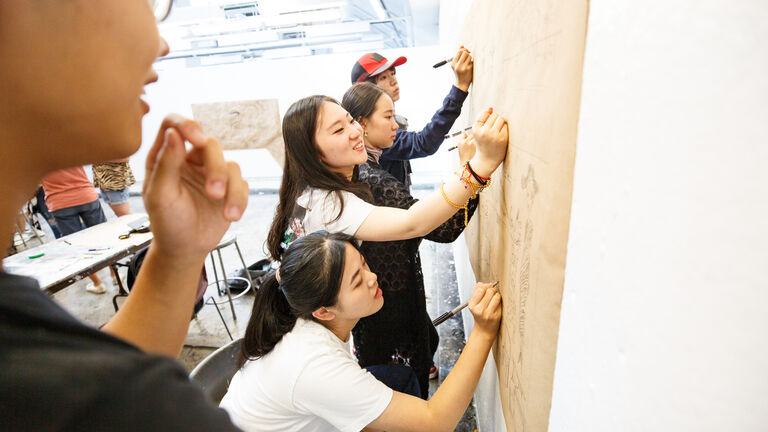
[350, 52, 407, 84]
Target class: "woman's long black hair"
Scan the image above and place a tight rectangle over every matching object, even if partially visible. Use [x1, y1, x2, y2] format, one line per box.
[238, 231, 360, 368]
[266, 95, 372, 261]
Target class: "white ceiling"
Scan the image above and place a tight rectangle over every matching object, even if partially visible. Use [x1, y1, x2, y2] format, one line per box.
[158, 0, 440, 67]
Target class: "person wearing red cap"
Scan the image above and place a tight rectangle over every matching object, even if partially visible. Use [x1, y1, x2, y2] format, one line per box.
[350, 47, 474, 188]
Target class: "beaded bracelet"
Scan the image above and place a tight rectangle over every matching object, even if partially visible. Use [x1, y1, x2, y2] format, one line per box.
[466, 161, 490, 184]
[456, 165, 490, 199]
[440, 182, 469, 227]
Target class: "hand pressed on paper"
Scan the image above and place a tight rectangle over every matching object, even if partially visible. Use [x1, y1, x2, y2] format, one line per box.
[469, 108, 510, 177]
[142, 114, 249, 262]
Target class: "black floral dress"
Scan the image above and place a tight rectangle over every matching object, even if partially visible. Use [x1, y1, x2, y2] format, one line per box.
[353, 158, 479, 398]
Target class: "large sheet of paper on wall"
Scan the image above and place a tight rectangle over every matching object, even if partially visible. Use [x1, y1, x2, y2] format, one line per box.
[460, 1, 588, 430]
[192, 99, 284, 166]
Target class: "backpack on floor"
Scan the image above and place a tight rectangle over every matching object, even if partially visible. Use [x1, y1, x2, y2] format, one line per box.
[224, 258, 271, 294]
[127, 246, 208, 316]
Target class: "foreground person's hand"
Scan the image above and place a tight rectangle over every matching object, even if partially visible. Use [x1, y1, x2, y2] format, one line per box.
[143, 114, 249, 262]
[103, 114, 249, 356]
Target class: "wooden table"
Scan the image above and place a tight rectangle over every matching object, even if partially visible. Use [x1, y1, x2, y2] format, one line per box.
[3, 214, 153, 295]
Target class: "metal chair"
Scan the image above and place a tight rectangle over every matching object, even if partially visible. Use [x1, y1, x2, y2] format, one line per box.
[208, 232, 255, 321]
[189, 338, 243, 405]
[14, 208, 45, 248]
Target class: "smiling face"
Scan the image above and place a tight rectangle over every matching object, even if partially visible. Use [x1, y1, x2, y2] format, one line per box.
[0, 0, 166, 170]
[361, 94, 399, 149]
[373, 68, 400, 102]
[314, 101, 367, 179]
[325, 244, 383, 321]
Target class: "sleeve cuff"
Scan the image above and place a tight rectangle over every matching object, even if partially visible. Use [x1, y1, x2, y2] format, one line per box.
[449, 85, 469, 103]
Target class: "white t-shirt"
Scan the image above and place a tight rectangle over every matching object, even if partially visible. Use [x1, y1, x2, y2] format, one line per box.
[295, 188, 375, 236]
[220, 318, 393, 432]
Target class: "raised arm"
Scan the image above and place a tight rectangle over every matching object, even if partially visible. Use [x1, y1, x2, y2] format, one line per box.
[380, 47, 474, 161]
[101, 115, 249, 357]
[355, 108, 507, 242]
[366, 282, 502, 432]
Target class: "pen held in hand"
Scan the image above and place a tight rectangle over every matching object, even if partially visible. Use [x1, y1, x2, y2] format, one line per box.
[432, 57, 453, 68]
[444, 126, 473, 146]
[432, 281, 499, 326]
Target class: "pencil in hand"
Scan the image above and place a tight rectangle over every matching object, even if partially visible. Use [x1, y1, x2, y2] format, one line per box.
[433, 57, 453, 68]
[432, 281, 499, 326]
[445, 126, 472, 139]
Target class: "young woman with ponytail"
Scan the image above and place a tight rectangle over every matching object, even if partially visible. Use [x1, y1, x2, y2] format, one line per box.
[219, 231, 502, 432]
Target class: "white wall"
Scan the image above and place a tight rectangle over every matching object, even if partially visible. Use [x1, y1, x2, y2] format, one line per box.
[138, 44, 464, 187]
[550, 1, 768, 431]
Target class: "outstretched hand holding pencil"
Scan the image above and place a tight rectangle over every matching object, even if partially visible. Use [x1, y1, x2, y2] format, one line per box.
[433, 281, 500, 326]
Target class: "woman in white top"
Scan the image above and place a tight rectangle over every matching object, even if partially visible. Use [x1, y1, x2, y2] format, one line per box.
[220, 231, 502, 431]
[265, 94, 508, 261]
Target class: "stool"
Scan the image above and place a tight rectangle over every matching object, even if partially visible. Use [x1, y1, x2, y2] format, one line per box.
[208, 233, 255, 321]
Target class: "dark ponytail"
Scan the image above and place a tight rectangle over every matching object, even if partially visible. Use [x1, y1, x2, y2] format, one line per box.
[266, 95, 371, 261]
[236, 272, 294, 369]
[239, 231, 361, 368]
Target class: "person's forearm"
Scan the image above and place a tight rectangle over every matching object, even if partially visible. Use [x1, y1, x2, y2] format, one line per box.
[358, 159, 491, 241]
[425, 327, 495, 429]
[403, 173, 479, 237]
[423, 196, 479, 243]
[101, 245, 205, 357]
[410, 152, 493, 234]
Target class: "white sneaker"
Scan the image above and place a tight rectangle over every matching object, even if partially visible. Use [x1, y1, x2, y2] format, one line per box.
[86, 282, 106, 294]
[429, 365, 439, 380]
[22, 228, 45, 239]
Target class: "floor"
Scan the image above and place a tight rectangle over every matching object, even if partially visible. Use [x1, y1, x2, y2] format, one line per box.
[18, 188, 477, 430]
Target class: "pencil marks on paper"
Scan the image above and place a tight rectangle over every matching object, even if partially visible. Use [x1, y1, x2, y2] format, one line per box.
[192, 99, 285, 166]
[461, 0, 589, 430]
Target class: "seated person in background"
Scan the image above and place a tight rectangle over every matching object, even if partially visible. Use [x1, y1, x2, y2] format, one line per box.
[0, 1, 248, 429]
[220, 231, 502, 432]
[350, 46, 474, 188]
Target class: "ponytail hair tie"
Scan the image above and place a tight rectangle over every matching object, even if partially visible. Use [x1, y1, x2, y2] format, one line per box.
[275, 268, 282, 283]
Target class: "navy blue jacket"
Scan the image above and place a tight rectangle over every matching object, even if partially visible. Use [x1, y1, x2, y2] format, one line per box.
[380, 85, 468, 187]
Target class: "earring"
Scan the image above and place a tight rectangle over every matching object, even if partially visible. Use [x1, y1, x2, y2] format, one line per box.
[364, 131, 368, 137]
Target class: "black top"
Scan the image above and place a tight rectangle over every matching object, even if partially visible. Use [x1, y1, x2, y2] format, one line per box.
[353, 158, 478, 399]
[0, 272, 241, 431]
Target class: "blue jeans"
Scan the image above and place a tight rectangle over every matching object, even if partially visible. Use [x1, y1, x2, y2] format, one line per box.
[51, 199, 107, 236]
[365, 364, 421, 397]
[100, 188, 130, 205]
